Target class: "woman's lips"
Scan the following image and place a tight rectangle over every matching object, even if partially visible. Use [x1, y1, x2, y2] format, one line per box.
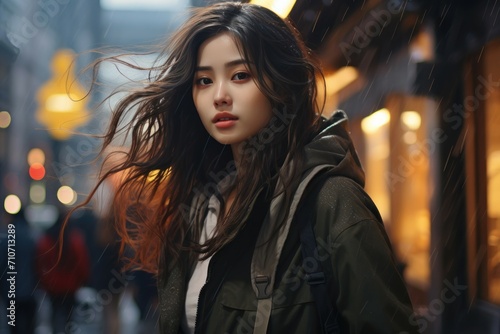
[214, 118, 237, 129]
[213, 112, 238, 129]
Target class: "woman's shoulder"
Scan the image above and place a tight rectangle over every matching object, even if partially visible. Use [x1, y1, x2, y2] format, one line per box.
[302, 174, 384, 239]
[308, 174, 373, 209]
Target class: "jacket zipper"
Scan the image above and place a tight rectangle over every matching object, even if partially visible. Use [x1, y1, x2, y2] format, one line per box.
[193, 255, 213, 334]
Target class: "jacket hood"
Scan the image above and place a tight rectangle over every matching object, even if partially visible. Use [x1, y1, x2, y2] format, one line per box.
[250, 110, 366, 302]
[303, 110, 365, 187]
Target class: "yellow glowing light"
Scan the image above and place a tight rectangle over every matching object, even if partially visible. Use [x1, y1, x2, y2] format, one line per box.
[401, 111, 421, 130]
[27, 148, 46, 166]
[323, 66, 359, 95]
[57, 186, 77, 205]
[4, 194, 22, 215]
[487, 151, 500, 217]
[0, 111, 11, 128]
[148, 169, 160, 182]
[45, 94, 81, 112]
[250, 0, 296, 18]
[36, 49, 90, 140]
[361, 108, 391, 134]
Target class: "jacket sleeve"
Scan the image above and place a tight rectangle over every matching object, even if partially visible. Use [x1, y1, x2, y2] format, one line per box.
[313, 176, 419, 334]
[332, 220, 418, 333]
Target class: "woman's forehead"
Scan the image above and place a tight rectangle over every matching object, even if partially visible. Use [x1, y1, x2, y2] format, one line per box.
[196, 32, 251, 65]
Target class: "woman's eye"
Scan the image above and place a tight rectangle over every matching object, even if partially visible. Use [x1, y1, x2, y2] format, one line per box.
[233, 72, 250, 81]
[196, 77, 212, 86]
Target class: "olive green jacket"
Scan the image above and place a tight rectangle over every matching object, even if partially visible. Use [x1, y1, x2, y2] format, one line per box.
[158, 111, 419, 333]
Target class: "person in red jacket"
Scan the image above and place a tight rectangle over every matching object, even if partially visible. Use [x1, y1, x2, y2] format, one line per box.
[35, 209, 90, 333]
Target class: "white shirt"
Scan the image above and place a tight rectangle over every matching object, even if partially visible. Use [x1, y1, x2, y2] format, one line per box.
[180, 193, 220, 333]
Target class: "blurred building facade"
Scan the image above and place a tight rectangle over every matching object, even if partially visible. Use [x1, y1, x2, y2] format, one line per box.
[0, 0, 188, 223]
[284, 0, 500, 333]
[1, 0, 102, 225]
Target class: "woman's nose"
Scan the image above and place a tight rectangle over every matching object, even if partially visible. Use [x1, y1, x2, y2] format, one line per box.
[214, 82, 232, 108]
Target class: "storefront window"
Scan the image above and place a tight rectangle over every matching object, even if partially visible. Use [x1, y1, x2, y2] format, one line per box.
[484, 40, 500, 304]
[362, 96, 437, 306]
[465, 38, 500, 305]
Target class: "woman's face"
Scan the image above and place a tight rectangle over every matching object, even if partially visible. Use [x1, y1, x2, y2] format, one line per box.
[192, 32, 273, 155]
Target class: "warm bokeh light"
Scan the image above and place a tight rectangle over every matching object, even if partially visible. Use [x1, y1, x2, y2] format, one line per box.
[403, 131, 418, 145]
[148, 169, 160, 182]
[29, 163, 46, 180]
[361, 108, 391, 134]
[362, 110, 390, 224]
[27, 148, 46, 166]
[487, 151, 500, 217]
[0, 111, 11, 128]
[57, 185, 77, 205]
[323, 66, 359, 95]
[4, 194, 22, 215]
[45, 93, 80, 112]
[250, 0, 296, 18]
[401, 111, 422, 130]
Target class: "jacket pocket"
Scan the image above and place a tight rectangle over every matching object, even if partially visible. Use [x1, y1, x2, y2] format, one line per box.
[216, 277, 320, 333]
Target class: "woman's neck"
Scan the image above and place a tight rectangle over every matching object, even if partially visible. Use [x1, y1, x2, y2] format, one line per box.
[224, 188, 237, 217]
[230, 143, 243, 170]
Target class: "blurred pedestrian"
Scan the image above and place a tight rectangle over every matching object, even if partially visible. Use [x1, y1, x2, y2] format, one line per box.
[70, 207, 100, 290]
[35, 208, 90, 334]
[94, 208, 125, 334]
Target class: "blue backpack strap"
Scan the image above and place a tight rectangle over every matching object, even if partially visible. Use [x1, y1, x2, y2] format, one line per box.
[298, 199, 340, 333]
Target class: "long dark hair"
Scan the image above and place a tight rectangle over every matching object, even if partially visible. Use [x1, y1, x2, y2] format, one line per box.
[83, 2, 324, 273]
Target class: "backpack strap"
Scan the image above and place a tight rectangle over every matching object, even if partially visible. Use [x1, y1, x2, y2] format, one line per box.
[298, 213, 340, 334]
[251, 165, 331, 334]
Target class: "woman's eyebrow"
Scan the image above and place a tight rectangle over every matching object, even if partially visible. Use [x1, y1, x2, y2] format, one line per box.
[195, 59, 250, 72]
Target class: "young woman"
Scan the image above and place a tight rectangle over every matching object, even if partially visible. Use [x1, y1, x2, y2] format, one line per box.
[87, 2, 419, 333]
